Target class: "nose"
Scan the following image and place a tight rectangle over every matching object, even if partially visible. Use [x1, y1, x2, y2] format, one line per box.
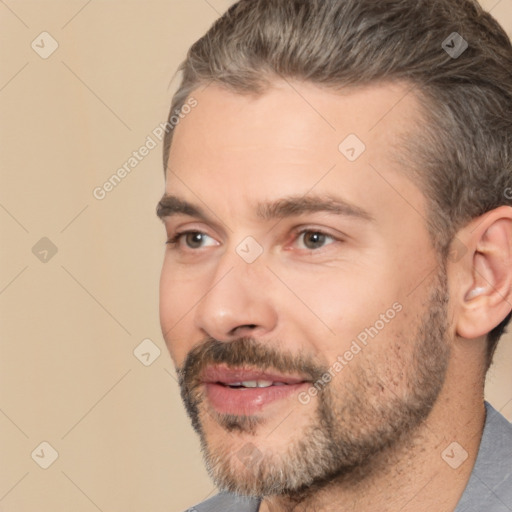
[193, 256, 278, 341]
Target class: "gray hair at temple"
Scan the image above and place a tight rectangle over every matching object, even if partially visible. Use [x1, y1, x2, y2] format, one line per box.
[162, 0, 512, 368]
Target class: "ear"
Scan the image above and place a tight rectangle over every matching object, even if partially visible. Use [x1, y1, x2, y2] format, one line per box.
[455, 206, 512, 339]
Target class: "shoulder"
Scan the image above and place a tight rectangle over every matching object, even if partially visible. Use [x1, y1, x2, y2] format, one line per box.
[455, 401, 512, 511]
[183, 492, 261, 512]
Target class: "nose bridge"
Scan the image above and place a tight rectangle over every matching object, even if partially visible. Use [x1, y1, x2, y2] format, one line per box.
[193, 242, 276, 339]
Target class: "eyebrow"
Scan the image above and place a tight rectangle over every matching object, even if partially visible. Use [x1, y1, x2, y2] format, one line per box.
[156, 194, 375, 222]
[156, 193, 374, 223]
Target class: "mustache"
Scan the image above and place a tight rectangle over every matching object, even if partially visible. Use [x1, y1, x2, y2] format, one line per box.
[177, 336, 327, 389]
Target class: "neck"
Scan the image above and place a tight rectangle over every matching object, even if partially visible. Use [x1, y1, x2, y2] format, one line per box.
[259, 382, 486, 512]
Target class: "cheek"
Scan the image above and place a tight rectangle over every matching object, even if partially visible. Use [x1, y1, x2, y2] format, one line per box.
[159, 262, 201, 363]
[283, 265, 410, 365]
[281, 266, 390, 332]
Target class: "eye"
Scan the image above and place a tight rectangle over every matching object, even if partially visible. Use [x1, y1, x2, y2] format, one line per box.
[166, 231, 217, 250]
[295, 230, 336, 250]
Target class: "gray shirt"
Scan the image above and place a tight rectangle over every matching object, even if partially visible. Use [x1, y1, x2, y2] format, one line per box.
[186, 402, 512, 512]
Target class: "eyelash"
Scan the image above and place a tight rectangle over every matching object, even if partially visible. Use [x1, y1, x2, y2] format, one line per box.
[166, 228, 338, 251]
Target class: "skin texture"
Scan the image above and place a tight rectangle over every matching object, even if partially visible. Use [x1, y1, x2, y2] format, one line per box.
[159, 80, 512, 511]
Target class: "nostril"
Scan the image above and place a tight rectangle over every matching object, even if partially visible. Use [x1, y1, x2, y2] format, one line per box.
[230, 324, 258, 337]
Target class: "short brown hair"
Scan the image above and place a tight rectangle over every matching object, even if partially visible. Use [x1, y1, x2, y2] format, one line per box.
[163, 0, 512, 367]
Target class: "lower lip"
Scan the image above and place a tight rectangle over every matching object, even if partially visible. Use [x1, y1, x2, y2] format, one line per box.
[204, 382, 309, 415]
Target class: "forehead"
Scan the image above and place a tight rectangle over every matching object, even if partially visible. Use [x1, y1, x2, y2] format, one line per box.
[165, 80, 426, 223]
[169, 80, 421, 153]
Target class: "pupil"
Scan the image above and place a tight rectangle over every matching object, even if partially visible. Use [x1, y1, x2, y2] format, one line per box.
[187, 232, 203, 248]
[305, 232, 325, 249]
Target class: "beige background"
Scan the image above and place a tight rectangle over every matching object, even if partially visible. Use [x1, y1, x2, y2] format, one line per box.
[0, 1, 511, 511]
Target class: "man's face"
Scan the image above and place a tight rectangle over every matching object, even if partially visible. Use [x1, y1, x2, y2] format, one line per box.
[159, 81, 453, 496]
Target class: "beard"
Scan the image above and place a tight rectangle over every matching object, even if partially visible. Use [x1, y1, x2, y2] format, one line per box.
[176, 268, 451, 499]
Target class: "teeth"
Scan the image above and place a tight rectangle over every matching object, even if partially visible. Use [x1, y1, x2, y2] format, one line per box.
[225, 380, 289, 388]
[237, 380, 274, 388]
[256, 380, 274, 388]
[241, 381, 258, 388]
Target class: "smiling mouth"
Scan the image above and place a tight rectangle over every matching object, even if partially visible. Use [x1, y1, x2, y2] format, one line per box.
[199, 365, 311, 415]
[222, 380, 290, 388]
[200, 364, 309, 387]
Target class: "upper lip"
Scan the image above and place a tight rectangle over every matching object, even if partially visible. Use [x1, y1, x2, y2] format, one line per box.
[200, 365, 309, 385]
